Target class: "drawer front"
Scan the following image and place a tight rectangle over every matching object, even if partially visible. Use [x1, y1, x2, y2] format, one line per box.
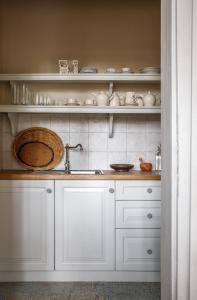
[116, 201, 161, 229]
[116, 229, 160, 271]
[116, 181, 161, 201]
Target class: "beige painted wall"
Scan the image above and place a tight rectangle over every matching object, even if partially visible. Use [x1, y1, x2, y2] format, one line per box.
[0, 0, 160, 73]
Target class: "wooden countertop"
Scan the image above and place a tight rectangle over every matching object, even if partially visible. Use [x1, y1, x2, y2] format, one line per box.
[0, 170, 161, 180]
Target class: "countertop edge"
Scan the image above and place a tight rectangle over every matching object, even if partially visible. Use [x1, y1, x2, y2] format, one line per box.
[0, 171, 161, 180]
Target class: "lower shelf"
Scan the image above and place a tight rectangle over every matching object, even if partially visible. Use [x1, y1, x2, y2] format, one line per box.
[0, 105, 161, 114]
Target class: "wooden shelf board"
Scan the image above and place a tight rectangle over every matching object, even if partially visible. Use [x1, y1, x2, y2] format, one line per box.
[0, 105, 161, 114]
[0, 73, 161, 82]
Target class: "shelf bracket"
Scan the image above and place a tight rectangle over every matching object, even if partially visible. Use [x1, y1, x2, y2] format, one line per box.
[109, 81, 114, 97]
[108, 113, 114, 138]
[7, 113, 19, 136]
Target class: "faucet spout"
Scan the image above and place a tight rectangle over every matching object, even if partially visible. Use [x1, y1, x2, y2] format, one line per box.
[64, 143, 83, 173]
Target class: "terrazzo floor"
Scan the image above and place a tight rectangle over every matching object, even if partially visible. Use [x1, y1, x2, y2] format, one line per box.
[0, 282, 160, 300]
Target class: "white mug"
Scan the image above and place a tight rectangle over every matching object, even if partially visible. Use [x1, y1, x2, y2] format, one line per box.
[85, 98, 97, 106]
[67, 98, 77, 105]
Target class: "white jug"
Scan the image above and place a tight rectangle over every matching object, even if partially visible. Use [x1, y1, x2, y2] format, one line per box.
[143, 91, 156, 107]
[92, 91, 109, 106]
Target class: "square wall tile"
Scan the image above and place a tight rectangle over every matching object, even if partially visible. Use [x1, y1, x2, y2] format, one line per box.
[70, 133, 89, 151]
[2, 114, 10, 133]
[31, 114, 51, 129]
[89, 114, 107, 132]
[2, 133, 14, 151]
[127, 115, 147, 132]
[57, 133, 69, 146]
[127, 132, 147, 151]
[2, 151, 22, 170]
[108, 132, 126, 152]
[70, 114, 88, 132]
[113, 114, 127, 133]
[108, 152, 127, 165]
[51, 114, 69, 132]
[146, 132, 161, 151]
[89, 152, 108, 170]
[69, 151, 89, 170]
[147, 115, 161, 133]
[89, 133, 108, 151]
[17, 114, 32, 132]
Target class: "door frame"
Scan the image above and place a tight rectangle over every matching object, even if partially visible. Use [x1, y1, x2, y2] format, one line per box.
[161, 0, 194, 299]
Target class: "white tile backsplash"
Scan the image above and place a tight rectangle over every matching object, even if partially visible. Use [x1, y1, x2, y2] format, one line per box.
[108, 132, 127, 152]
[89, 114, 108, 132]
[127, 132, 147, 151]
[70, 133, 89, 151]
[89, 132, 108, 151]
[0, 113, 161, 170]
[51, 114, 69, 132]
[89, 152, 108, 170]
[70, 114, 88, 132]
[31, 114, 51, 128]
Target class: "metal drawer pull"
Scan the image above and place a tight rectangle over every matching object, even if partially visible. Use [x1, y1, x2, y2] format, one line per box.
[147, 213, 153, 219]
[147, 188, 153, 194]
[147, 249, 153, 255]
[46, 188, 52, 194]
[109, 188, 114, 194]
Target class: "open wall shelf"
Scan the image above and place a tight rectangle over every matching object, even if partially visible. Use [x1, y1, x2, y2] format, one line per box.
[0, 105, 161, 114]
[0, 73, 161, 83]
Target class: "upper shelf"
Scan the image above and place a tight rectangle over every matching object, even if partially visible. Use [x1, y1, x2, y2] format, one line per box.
[0, 73, 161, 83]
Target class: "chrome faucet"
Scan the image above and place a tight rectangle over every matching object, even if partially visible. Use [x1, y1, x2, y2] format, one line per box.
[65, 143, 83, 173]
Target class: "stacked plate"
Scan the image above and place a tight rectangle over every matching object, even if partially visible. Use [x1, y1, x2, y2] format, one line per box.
[140, 67, 160, 74]
[80, 67, 98, 73]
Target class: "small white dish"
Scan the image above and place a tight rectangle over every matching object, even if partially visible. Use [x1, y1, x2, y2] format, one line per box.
[106, 68, 120, 73]
[140, 67, 160, 74]
[65, 102, 80, 106]
[121, 67, 134, 73]
[80, 67, 98, 73]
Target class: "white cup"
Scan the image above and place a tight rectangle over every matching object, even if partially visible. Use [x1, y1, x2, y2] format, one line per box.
[85, 98, 96, 106]
[67, 98, 77, 105]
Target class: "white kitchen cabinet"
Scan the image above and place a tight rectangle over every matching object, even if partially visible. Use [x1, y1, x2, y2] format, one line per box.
[0, 180, 54, 271]
[116, 229, 160, 271]
[55, 180, 115, 271]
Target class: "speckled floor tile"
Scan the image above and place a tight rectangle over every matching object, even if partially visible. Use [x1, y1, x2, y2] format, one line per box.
[0, 282, 160, 300]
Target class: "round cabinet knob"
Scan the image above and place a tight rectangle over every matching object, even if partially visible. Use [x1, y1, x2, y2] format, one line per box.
[46, 188, 53, 194]
[147, 249, 153, 255]
[147, 213, 153, 219]
[109, 188, 114, 194]
[147, 188, 153, 194]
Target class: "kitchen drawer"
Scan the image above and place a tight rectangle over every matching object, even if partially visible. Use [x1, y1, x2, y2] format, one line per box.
[116, 201, 161, 229]
[116, 180, 161, 201]
[116, 229, 160, 271]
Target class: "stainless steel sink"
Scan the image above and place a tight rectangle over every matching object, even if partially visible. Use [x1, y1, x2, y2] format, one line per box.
[32, 170, 104, 175]
[69, 170, 104, 175]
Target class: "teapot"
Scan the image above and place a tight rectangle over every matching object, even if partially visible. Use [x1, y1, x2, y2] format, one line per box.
[92, 91, 109, 106]
[143, 91, 156, 107]
[109, 92, 120, 106]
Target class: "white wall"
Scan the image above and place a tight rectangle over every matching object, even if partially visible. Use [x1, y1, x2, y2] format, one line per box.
[0, 113, 161, 171]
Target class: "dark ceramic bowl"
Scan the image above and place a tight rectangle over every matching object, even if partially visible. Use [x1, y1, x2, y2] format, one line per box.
[110, 164, 134, 172]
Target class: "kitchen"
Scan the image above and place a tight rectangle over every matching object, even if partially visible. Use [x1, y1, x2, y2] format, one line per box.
[0, 0, 196, 299]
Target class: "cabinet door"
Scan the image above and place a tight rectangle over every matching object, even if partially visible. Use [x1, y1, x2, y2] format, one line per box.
[0, 180, 54, 271]
[55, 180, 115, 270]
[116, 229, 160, 271]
